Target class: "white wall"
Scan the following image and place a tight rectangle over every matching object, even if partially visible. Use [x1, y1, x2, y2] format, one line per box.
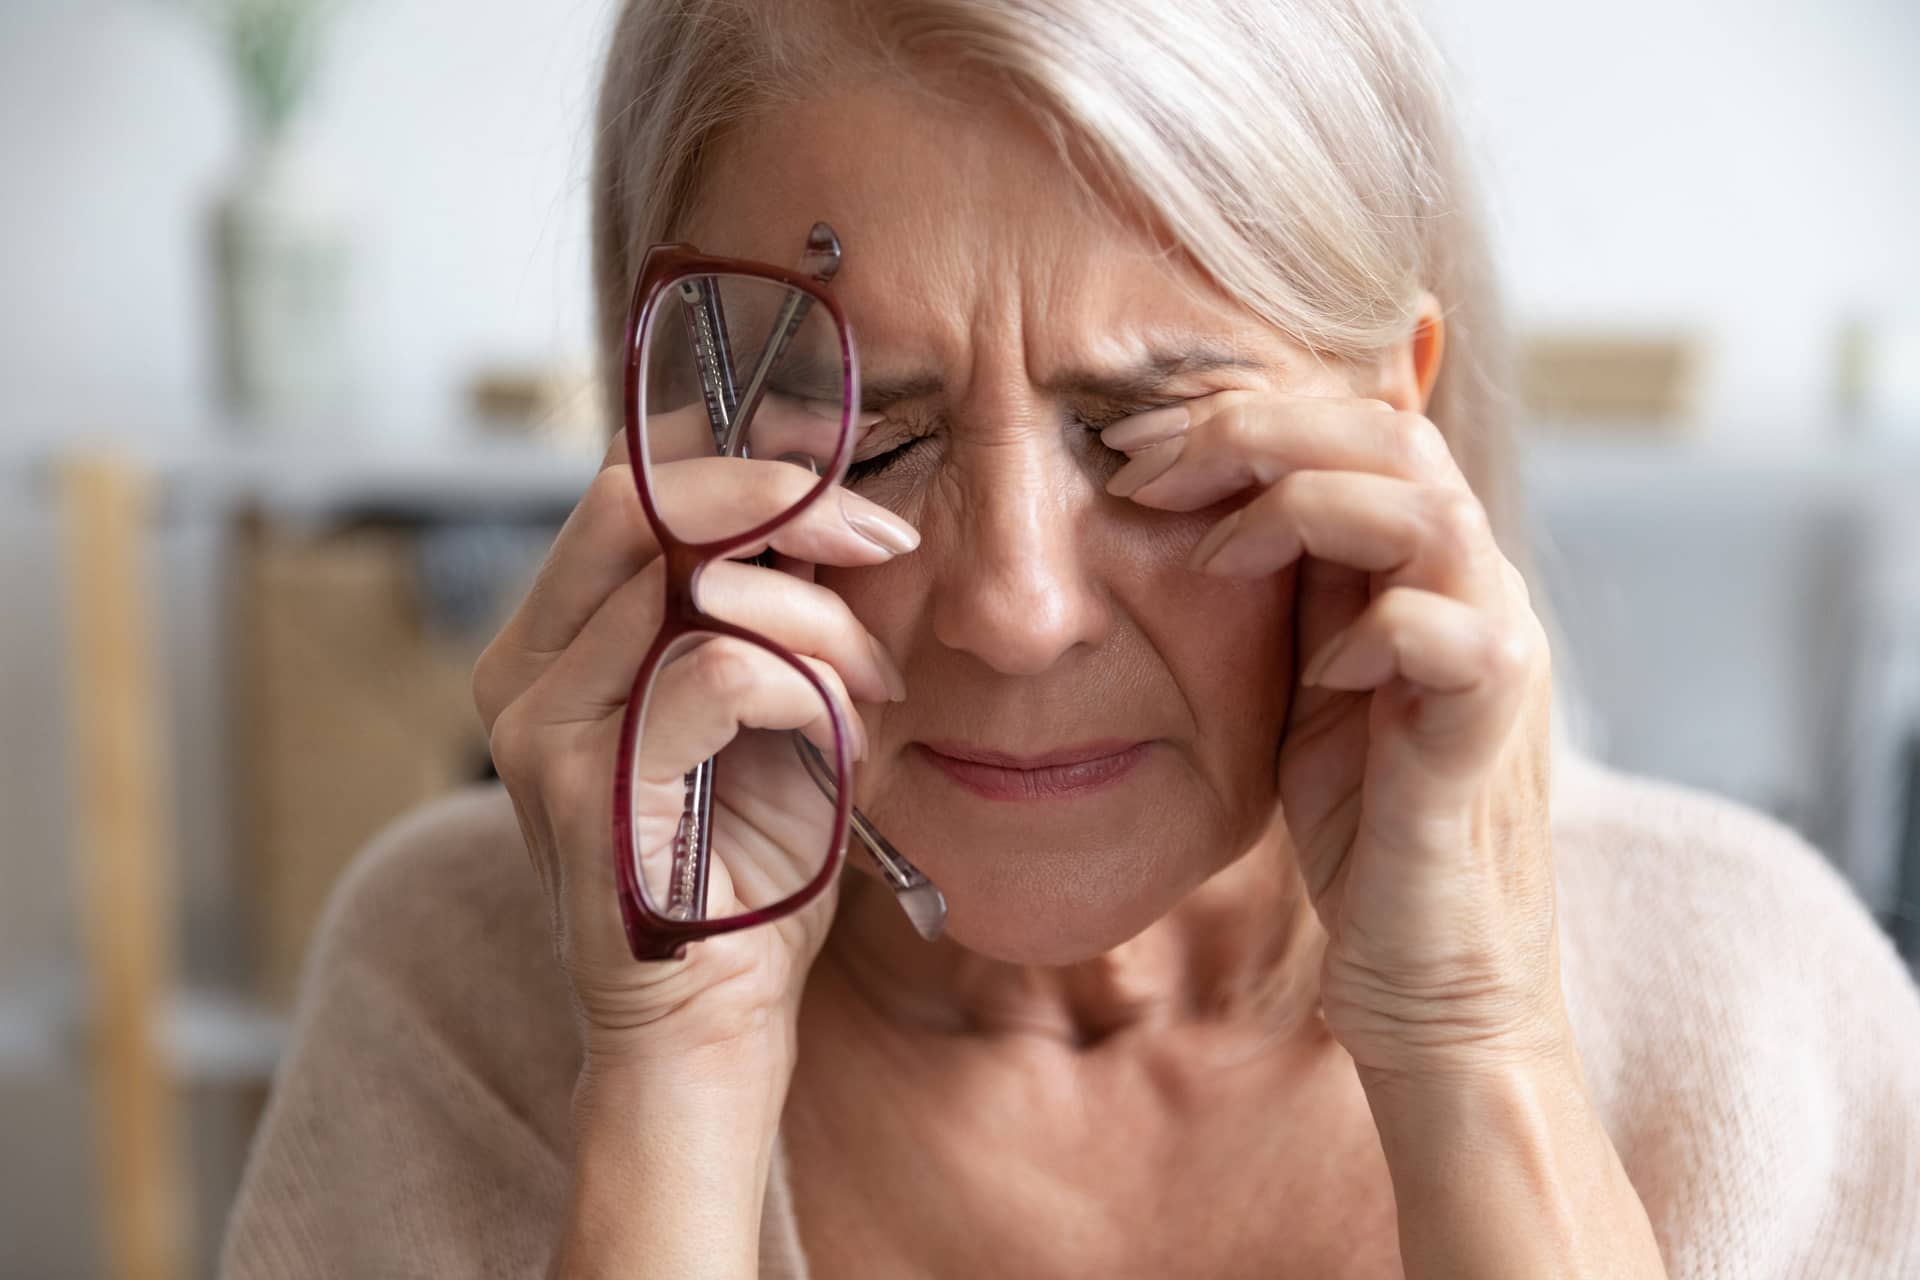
[2, 0, 1916, 450]
[0, 0, 616, 449]
[1427, 0, 1920, 436]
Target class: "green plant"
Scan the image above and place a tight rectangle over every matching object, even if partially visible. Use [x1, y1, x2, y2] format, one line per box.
[163, 0, 352, 142]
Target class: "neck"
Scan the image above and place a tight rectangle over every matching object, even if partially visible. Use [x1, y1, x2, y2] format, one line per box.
[820, 821, 1328, 1049]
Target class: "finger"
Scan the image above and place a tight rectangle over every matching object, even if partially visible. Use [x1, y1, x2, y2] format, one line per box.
[631, 637, 865, 784]
[1285, 553, 1371, 740]
[635, 389, 879, 468]
[477, 466, 915, 731]
[499, 460, 663, 661]
[529, 556, 903, 726]
[693, 560, 906, 706]
[652, 457, 920, 556]
[527, 459, 909, 653]
[1185, 471, 1504, 608]
[1105, 391, 1466, 512]
[1301, 586, 1539, 786]
[634, 399, 724, 464]
[746, 392, 884, 468]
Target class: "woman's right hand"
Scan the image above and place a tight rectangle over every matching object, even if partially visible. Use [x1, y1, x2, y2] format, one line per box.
[471, 422, 917, 1078]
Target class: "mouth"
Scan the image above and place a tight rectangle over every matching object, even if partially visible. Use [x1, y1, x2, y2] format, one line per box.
[914, 740, 1151, 802]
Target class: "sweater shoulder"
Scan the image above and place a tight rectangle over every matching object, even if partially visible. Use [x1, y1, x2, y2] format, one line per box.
[291, 780, 580, 1145]
[1550, 752, 1920, 1274]
[309, 780, 547, 974]
[299, 786, 576, 1097]
[1549, 750, 1915, 1022]
[221, 783, 578, 1277]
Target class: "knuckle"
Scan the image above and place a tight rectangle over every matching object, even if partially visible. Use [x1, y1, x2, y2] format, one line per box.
[1500, 557, 1534, 606]
[1390, 411, 1451, 477]
[471, 645, 505, 731]
[1429, 487, 1491, 547]
[540, 738, 606, 823]
[690, 639, 762, 703]
[585, 464, 639, 527]
[1214, 401, 1259, 452]
[1484, 621, 1536, 678]
[471, 631, 554, 731]
[487, 701, 537, 793]
[1374, 584, 1418, 625]
[1271, 467, 1317, 510]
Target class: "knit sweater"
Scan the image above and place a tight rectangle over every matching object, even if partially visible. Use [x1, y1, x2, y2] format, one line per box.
[220, 747, 1920, 1277]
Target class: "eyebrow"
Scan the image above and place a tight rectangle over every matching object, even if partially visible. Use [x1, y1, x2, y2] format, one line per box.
[853, 344, 1269, 414]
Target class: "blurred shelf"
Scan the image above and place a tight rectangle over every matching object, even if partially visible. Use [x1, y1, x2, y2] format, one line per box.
[0, 982, 287, 1083]
[6, 419, 1918, 523]
[7, 428, 604, 524]
[1518, 423, 1920, 473]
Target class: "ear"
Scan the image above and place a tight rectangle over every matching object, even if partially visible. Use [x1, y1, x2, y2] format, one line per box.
[1364, 290, 1445, 414]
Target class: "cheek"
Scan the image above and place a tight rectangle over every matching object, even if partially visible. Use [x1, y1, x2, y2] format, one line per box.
[814, 555, 928, 649]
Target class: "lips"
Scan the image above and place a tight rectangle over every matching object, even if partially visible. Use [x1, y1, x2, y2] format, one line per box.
[915, 740, 1150, 801]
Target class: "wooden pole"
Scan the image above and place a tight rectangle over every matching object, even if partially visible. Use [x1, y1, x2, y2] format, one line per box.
[57, 454, 190, 1280]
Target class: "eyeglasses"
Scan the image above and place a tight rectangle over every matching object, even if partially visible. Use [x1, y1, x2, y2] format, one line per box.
[612, 222, 947, 962]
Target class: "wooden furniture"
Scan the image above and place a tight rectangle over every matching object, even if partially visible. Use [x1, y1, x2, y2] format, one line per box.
[58, 455, 190, 1280]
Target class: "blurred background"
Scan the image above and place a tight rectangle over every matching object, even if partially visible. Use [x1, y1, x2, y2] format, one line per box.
[2, 0, 1917, 1275]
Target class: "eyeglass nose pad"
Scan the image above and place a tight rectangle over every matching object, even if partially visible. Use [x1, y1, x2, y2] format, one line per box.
[776, 453, 821, 475]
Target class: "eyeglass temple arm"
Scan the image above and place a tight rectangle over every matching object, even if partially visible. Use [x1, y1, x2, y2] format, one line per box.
[660, 279, 737, 919]
[723, 223, 845, 456]
[792, 735, 947, 941]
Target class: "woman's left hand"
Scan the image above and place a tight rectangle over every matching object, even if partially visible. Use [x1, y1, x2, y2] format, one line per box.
[1103, 389, 1561, 1081]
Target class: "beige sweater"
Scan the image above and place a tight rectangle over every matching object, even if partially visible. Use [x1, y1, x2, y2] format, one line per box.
[221, 748, 1920, 1277]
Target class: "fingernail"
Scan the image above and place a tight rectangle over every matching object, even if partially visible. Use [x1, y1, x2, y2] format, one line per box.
[1186, 509, 1245, 572]
[840, 490, 920, 553]
[1100, 403, 1189, 452]
[1301, 626, 1355, 687]
[868, 634, 908, 702]
[1107, 435, 1187, 498]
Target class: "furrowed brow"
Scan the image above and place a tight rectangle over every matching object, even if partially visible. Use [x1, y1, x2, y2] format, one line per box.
[1042, 346, 1268, 400]
[852, 345, 1267, 414]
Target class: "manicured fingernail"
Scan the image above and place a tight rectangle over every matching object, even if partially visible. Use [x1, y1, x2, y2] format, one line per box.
[840, 490, 920, 553]
[1186, 509, 1245, 572]
[1301, 626, 1356, 687]
[868, 634, 908, 702]
[1100, 403, 1189, 452]
[1107, 435, 1187, 498]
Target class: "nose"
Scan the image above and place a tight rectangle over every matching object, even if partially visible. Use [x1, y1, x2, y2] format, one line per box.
[928, 431, 1112, 676]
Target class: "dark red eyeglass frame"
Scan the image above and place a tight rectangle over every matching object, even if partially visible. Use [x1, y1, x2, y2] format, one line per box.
[610, 240, 862, 962]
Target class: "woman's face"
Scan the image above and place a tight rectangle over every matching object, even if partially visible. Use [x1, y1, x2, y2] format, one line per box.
[684, 83, 1369, 964]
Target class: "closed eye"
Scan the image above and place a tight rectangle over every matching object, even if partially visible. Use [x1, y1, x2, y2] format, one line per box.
[844, 413, 938, 485]
[844, 438, 926, 485]
[842, 398, 1186, 486]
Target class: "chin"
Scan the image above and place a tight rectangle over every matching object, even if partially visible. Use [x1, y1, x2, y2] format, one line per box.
[916, 838, 1217, 965]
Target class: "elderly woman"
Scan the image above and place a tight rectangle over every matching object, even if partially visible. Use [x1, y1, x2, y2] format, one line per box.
[223, 0, 1920, 1275]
